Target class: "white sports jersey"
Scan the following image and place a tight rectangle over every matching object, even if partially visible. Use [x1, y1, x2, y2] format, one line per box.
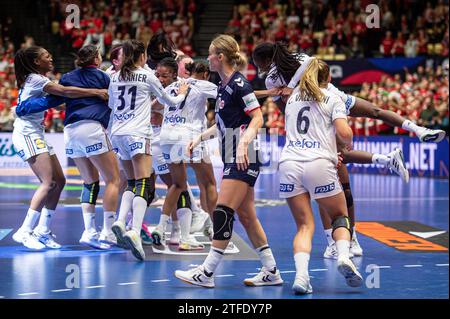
[108, 66, 186, 138]
[280, 88, 348, 165]
[160, 78, 217, 142]
[13, 74, 51, 135]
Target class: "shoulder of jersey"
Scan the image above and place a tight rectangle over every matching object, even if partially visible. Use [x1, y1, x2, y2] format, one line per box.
[233, 72, 249, 88]
[295, 52, 310, 63]
[27, 73, 48, 82]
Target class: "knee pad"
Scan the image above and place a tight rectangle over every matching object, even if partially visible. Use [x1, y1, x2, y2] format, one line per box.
[177, 191, 191, 210]
[134, 177, 152, 205]
[81, 181, 100, 205]
[332, 216, 352, 237]
[212, 205, 235, 241]
[341, 183, 353, 208]
[126, 179, 136, 193]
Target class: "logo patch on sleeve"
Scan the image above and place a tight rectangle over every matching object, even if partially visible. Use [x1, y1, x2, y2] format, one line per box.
[242, 93, 259, 110]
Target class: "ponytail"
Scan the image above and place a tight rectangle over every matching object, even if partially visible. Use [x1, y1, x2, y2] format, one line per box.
[299, 58, 329, 102]
[211, 34, 247, 71]
[120, 40, 146, 81]
[14, 46, 43, 88]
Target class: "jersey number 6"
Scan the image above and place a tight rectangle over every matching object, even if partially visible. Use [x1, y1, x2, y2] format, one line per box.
[296, 106, 310, 134]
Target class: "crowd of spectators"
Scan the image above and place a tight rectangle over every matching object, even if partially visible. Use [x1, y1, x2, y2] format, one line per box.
[226, 0, 449, 59]
[49, 0, 197, 58]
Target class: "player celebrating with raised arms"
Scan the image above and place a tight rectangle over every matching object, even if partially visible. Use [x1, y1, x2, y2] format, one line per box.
[279, 58, 363, 294]
[109, 40, 188, 261]
[175, 35, 283, 288]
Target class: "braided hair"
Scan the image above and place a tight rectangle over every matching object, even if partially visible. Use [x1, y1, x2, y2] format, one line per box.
[14, 46, 44, 88]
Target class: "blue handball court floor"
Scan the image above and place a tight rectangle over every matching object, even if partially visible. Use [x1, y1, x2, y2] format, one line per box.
[0, 167, 448, 299]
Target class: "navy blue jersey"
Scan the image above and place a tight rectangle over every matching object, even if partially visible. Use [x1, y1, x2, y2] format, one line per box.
[214, 72, 260, 164]
[59, 67, 111, 128]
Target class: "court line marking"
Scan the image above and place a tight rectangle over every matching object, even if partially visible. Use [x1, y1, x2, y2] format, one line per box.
[372, 266, 391, 269]
[0, 296, 4, 298]
[279, 270, 296, 274]
[310, 269, 328, 272]
[436, 264, 449, 266]
[85, 285, 106, 289]
[246, 273, 258, 275]
[18, 292, 39, 296]
[403, 265, 423, 268]
[355, 197, 449, 202]
[51, 289, 72, 293]
[215, 274, 235, 278]
[118, 282, 138, 286]
[151, 279, 170, 283]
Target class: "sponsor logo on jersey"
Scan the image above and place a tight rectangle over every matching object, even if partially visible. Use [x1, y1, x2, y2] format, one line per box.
[34, 138, 46, 149]
[114, 113, 136, 121]
[234, 78, 245, 87]
[163, 153, 170, 160]
[86, 143, 103, 153]
[223, 167, 231, 176]
[247, 169, 259, 178]
[164, 115, 186, 124]
[345, 95, 354, 112]
[129, 142, 143, 151]
[287, 139, 321, 149]
[225, 85, 233, 95]
[280, 183, 294, 192]
[157, 164, 169, 172]
[314, 182, 335, 194]
[65, 148, 74, 155]
[17, 150, 25, 158]
[242, 93, 259, 110]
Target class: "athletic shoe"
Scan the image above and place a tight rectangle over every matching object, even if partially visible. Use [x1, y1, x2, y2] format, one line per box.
[112, 221, 128, 249]
[151, 225, 166, 247]
[350, 236, 363, 257]
[224, 241, 237, 254]
[174, 265, 215, 288]
[79, 229, 111, 250]
[243, 267, 284, 286]
[13, 228, 46, 250]
[169, 224, 181, 245]
[99, 230, 117, 246]
[140, 223, 153, 246]
[337, 256, 363, 288]
[34, 228, 61, 249]
[190, 209, 210, 233]
[292, 275, 313, 294]
[323, 243, 354, 259]
[123, 230, 145, 261]
[417, 127, 446, 143]
[179, 235, 205, 251]
[386, 148, 409, 183]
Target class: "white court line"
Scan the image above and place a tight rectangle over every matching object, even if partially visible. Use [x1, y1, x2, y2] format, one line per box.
[279, 270, 296, 274]
[436, 264, 449, 267]
[85, 285, 106, 289]
[151, 279, 170, 283]
[310, 269, 328, 272]
[51, 289, 72, 293]
[355, 197, 449, 202]
[118, 282, 138, 286]
[404, 265, 423, 268]
[0, 296, 4, 298]
[18, 292, 39, 296]
[215, 274, 235, 278]
[373, 266, 391, 269]
[246, 273, 258, 275]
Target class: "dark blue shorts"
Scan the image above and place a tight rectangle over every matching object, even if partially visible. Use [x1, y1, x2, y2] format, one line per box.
[222, 163, 261, 187]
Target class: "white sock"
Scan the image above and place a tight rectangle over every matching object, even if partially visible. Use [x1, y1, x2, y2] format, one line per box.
[172, 220, 180, 231]
[178, 208, 193, 241]
[81, 203, 96, 231]
[335, 239, 350, 259]
[118, 190, 134, 224]
[202, 247, 225, 275]
[36, 207, 55, 233]
[186, 183, 201, 212]
[103, 211, 116, 233]
[132, 196, 147, 234]
[158, 214, 170, 230]
[402, 120, 422, 134]
[256, 244, 277, 271]
[294, 252, 310, 278]
[372, 154, 390, 166]
[21, 208, 41, 232]
[324, 228, 334, 246]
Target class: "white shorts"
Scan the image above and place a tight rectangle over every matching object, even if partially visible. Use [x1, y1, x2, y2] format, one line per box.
[111, 135, 152, 161]
[64, 120, 112, 158]
[279, 158, 342, 200]
[12, 130, 55, 161]
[151, 139, 169, 175]
[160, 140, 206, 164]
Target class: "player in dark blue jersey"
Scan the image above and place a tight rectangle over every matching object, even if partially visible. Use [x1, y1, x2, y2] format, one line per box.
[174, 35, 283, 288]
[16, 45, 121, 250]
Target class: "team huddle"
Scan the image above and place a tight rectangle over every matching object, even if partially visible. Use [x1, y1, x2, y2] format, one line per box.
[10, 32, 446, 294]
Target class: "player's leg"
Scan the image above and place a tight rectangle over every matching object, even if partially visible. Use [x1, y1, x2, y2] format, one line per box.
[350, 97, 445, 142]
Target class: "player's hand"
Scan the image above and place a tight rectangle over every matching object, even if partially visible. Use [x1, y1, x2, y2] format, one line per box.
[267, 87, 283, 97]
[96, 89, 109, 101]
[281, 87, 294, 97]
[178, 81, 190, 96]
[236, 142, 249, 171]
[186, 135, 201, 157]
[336, 152, 344, 169]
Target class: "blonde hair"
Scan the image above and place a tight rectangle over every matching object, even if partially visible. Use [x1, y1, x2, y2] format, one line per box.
[299, 58, 330, 102]
[211, 34, 247, 71]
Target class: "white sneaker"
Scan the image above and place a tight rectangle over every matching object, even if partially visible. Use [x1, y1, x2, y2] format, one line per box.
[323, 243, 354, 259]
[123, 230, 145, 261]
[34, 228, 61, 249]
[169, 225, 181, 245]
[111, 221, 128, 249]
[79, 229, 111, 250]
[350, 236, 363, 257]
[386, 148, 409, 183]
[224, 241, 238, 254]
[179, 235, 205, 251]
[13, 228, 46, 250]
[337, 256, 363, 287]
[190, 209, 210, 233]
[174, 265, 215, 288]
[151, 225, 166, 247]
[99, 230, 117, 246]
[417, 127, 446, 143]
[292, 274, 313, 294]
[243, 267, 284, 287]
